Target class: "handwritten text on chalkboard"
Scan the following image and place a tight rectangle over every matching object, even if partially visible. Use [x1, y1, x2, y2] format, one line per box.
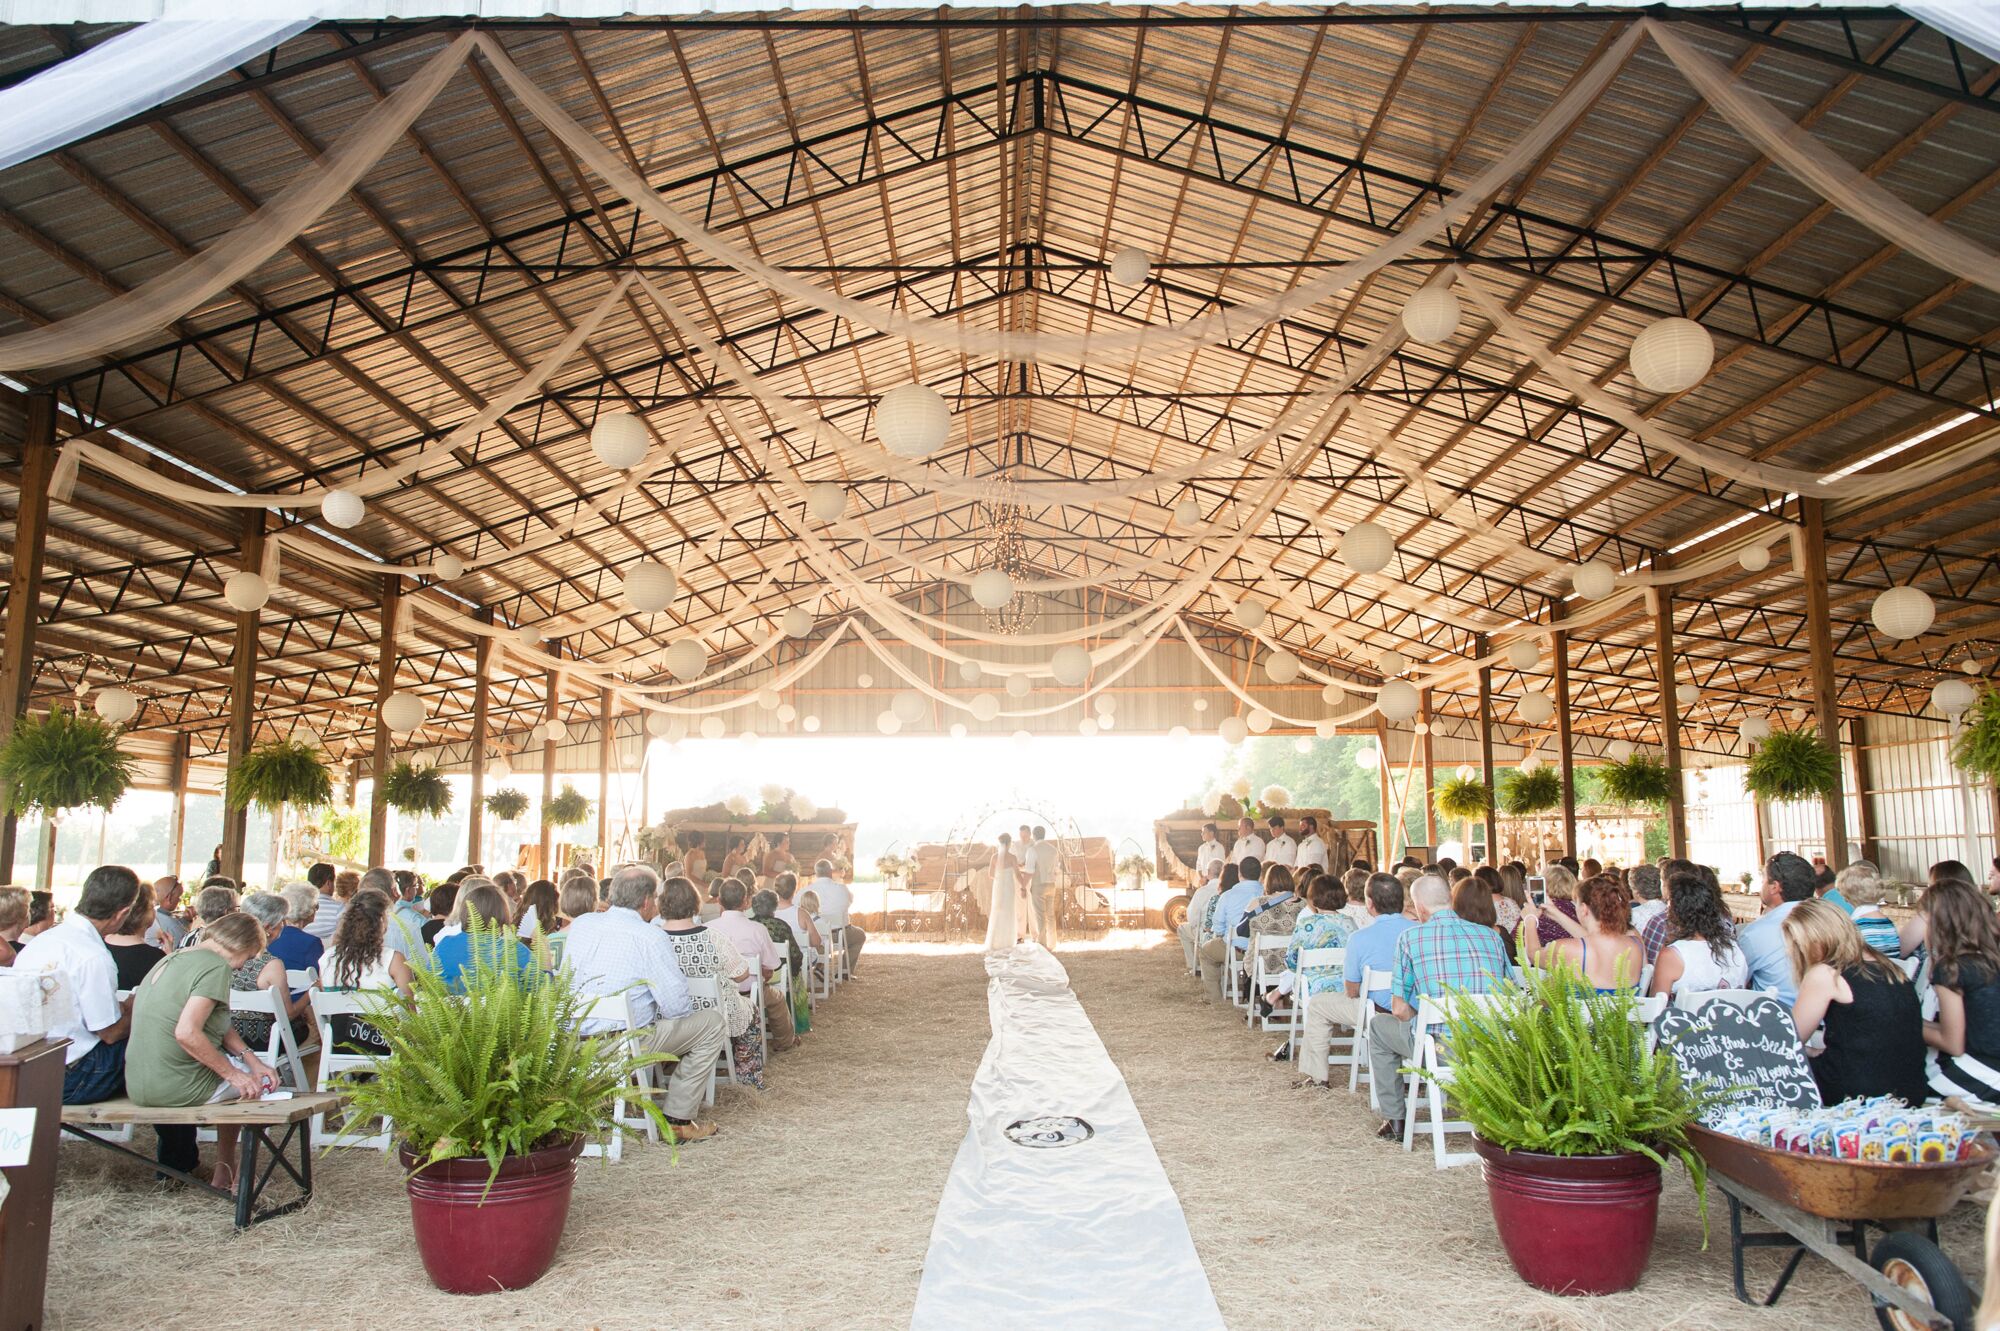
[1657, 995, 1821, 1111]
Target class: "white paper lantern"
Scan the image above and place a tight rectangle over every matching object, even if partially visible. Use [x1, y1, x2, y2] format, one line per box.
[1094, 695, 1116, 716]
[1170, 725, 1191, 741]
[1516, 690, 1555, 725]
[739, 731, 759, 746]
[1607, 739, 1635, 763]
[590, 412, 649, 470]
[1174, 497, 1203, 529]
[1789, 706, 1811, 726]
[1108, 246, 1151, 287]
[1314, 719, 1338, 740]
[1097, 713, 1115, 731]
[802, 715, 821, 733]
[755, 687, 782, 712]
[1871, 585, 1935, 640]
[1218, 716, 1248, 745]
[223, 570, 270, 613]
[892, 689, 927, 723]
[432, 553, 465, 582]
[1628, 316, 1715, 394]
[1400, 286, 1462, 345]
[876, 710, 902, 736]
[951, 659, 980, 685]
[969, 692, 1001, 722]
[1738, 545, 1772, 573]
[1078, 716, 1100, 738]
[1234, 598, 1268, 631]
[1339, 521, 1395, 575]
[856, 673, 875, 690]
[487, 756, 513, 782]
[1264, 650, 1301, 685]
[781, 607, 814, 638]
[1005, 673, 1032, 699]
[1376, 678, 1420, 722]
[1050, 644, 1092, 687]
[699, 715, 726, 740]
[1506, 640, 1540, 672]
[875, 383, 950, 456]
[806, 482, 847, 524]
[970, 568, 1016, 611]
[948, 722, 968, 740]
[1321, 681, 1346, 706]
[621, 559, 678, 613]
[1246, 708, 1273, 735]
[1456, 765, 1475, 781]
[544, 718, 568, 744]
[1933, 679, 1977, 717]
[664, 638, 709, 681]
[1963, 659, 1984, 676]
[1413, 722, 1430, 736]
[1520, 753, 1543, 774]
[644, 709, 674, 738]
[1355, 746, 1379, 770]
[1377, 649, 1408, 678]
[320, 488, 365, 530]
[514, 623, 542, 648]
[1740, 714, 1772, 745]
[1571, 561, 1616, 600]
[529, 723, 549, 746]
[92, 686, 138, 725]
[381, 691, 426, 733]
[776, 703, 797, 724]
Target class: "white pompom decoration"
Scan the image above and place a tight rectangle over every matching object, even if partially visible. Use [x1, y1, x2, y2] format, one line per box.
[1628, 316, 1715, 394]
[663, 638, 709, 681]
[1173, 497, 1203, 529]
[1108, 246, 1151, 287]
[970, 568, 1016, 611]
[590, 412, 650, 470]
[806, 482, 848, 524]
[320, 489, 365, 529]
[1050, 644, 1092, 687]
[875, 383, 951, 457]
[514, 623, 542, 648]
[1264, 650, 1301, 685]
[223, 570, 270, 613]
[92, 686, 138, 725]
[1871, 585, 1935, 641]
[1338, 521, 1395, 575]
[621, 559, 678, 613]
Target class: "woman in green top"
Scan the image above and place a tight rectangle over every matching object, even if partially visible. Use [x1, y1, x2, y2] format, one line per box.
[128, 912, 279, 1189]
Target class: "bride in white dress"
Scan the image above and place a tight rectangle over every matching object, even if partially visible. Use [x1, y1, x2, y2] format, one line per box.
[984, 832, 1038, 950]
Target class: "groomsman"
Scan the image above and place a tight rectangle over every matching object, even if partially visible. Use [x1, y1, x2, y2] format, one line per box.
[1263, 815, 1296, 869]
[1195, 823, 1226, 881]
[1230, 816, 1265, 867]
[1295, 816, 1329, 874]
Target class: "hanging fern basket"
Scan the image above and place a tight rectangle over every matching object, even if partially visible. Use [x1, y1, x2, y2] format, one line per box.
[1744, 729, 1841, 803]
[1950, 687, 2000, 787]
[0, 706, 135, 817]
[1433, 774, 1493, 824]
[226, 737, 334, 815]
[484, 787, 531, 822]
[1596, 754, 1676, 809]
[543, 784, 592, 829]
[1499, 766, 1566, 817]
[382, 761, 453, 819]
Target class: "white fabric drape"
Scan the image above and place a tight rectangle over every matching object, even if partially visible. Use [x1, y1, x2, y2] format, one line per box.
[0, 32, 476, 370]
[0, 20, 314, 176]
[1898, 4, 2000, 69]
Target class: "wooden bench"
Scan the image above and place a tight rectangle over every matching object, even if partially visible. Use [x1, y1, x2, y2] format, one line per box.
[61, 1092, 341, 1228]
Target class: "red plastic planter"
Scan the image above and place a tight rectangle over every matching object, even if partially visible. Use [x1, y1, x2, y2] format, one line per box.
[400, 1135, 585, 1294]
[1472, 1136, 1662, 1295]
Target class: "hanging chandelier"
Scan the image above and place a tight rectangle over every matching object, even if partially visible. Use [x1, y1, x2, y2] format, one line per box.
[976, 499, 1041, 635]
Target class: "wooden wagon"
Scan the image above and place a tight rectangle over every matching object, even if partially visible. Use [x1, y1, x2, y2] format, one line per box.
[889, 836, 1124, 936]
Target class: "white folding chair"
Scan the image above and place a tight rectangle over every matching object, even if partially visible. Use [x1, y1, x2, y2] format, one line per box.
[576, 991, 664, 1161]
[1675, 987, 1765, 1014]
[1350, 967, 1394, 1105]
[231, 986, 312, 1090]
[311, 989, 394, 1151]
[1293, 946, 1347, 1061]
[682, 974, 728, 1105]
[1405, 992, 1505, 1169]
[1248, 935, 1291, 1028]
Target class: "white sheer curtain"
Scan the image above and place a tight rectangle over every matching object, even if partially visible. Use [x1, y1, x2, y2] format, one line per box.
[0, 19, 313, 175]
[1899, 4, 2000, 69]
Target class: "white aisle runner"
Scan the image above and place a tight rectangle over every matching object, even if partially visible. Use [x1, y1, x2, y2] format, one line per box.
[911, 943, 1224, 1330]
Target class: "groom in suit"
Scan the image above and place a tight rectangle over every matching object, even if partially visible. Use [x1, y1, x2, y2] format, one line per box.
[1031, 827, 1062, 947]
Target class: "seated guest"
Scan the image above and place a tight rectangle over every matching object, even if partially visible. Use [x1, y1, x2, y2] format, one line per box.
[145, 876, 188, 952]
[1179, 863, 1223, 975]
[181, 883, 239, 949]
[752, 888, 810, 1037]
[1646, 873, 1749, 1002]
[1741, 851, 1819, 1005]
[700, 878, 726, 923]
[127, 910, 280, 1185]
[1337, 868, 1371, 932]
[1452, 875, 1513, 965]
[1898, 861, 1981, 958]
[230, 893, 312, 1051]
[806, 859, 866, 974]
[0, 884, 28, 967]
[1475, 865, 1518, 936]
[1242, 866, 1304, 990]
[1198, 857, 1262, 1004]
[324, 889, 416, 997]
[1367, 874, 1508, 1139]
[430, 884, 530, 988]
[1817, 856, 1855, 912]
[1785, 899, 1927, 1105]
[332, 869, 361, 909]
[712, 879, 795, 1052]
[1629, 865, 1666, 933]
[1534, 863, 1584, 945]
[1522, 874, 1644, 992]
[1642, 858, 1703, 962]
[268, 884, 326, 984]
[1581, 857, 1603, 881]
[16, 866, 141, 1103]
[1922, 880, 2000, 1104]
[773, 873, 825, 972]
[566, 869, 727, 1139]
[1497, 862, 1529, 923]
[382, 868, 430, 961]
[302, 861, 342, 941]
[656, 880, 764, 1087]
[546, 879, 598, 953]
[22, 890, 55, 939]
[1289, 875, 1359, 1086]
[517, 878, 562, 964]
[1835, 863, 1902, 957]
[104, 880, 166, 990]
[420, 882, 459, 947]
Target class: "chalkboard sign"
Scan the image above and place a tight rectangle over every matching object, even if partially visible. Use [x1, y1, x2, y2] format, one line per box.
[1656, 995, 1821, 1111]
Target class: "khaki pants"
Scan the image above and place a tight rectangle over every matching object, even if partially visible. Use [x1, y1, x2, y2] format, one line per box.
[843, 924, 867, 972]
[1198, 938, 1230, 1003]
[1178, 923, 1198, 972]
[1036, 885, 1061, 947]
[763, 982, 797, 1051]
[1367, 1014, 1415, 1121]
[1299, 990, 1363, 1082]
[636, 1008, 729, 1121]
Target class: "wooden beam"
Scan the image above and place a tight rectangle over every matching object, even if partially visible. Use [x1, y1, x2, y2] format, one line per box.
[1477, 635, 1497, 865]
[366, 575, 400, 867]
[1554, 622, 1577, 862]
[1420, 687, 1437, 852]
[166, 731, 190, 881]
[1373, 716, 1392, 869]
[0, 393, 54, 881]
[466, 611, 491, 871]
[539, 657, 558, 877]
[596, 685, 613, 859]
[1652, 574, 1688, 858]
[1850, 714, 1878, 865]
[1800, 498, 1852, 869]
[218, 511, 266, 882]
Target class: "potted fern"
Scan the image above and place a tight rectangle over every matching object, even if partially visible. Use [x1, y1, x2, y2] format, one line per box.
[226, 737, 334, 816]
[1498, 765, 1564, 817]
[1596, 752, 1676, 809]
[1951, 687, 2000, 786]
[1442, 964, 1714, 1295]
[484, 787, 530, 822]
[543, 784, 591, 830]
[382, 761, 453, 818]
[1433, 773, 1492, 858]
[0, 705, 135, 819]
[1744, 728, 1841, 803]
[337, 917, 670, 1293]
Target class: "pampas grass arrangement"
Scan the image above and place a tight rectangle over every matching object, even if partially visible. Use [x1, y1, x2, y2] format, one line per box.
[543, 784, 591, 829]
[0, 706, 134, 816]
[382, 761, 453, 818]
[1596, 753, 1676, 808]
[1950, 687, 2000, 786]
[226, 737, 333, 815]
[484, 787, 530, 821]
[1744, 728, 1840, 802]
[1498, 765, 1565, 817]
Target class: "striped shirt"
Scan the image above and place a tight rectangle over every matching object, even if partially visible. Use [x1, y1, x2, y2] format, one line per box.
[304, 894, 345, 942]
[1390, 908, 1508, 1007]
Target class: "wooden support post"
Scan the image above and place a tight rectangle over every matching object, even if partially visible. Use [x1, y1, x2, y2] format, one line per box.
[1652, 575, 1688, 858]
[539, 655, 559, 877]
[1554, 621, 1577, 861]
[1850, 716, 1878, 865]
[1374, 717, 1393, 868]
[1800, 499, 1851, 869]
[466, 614, 491, 872]
[218, 511, 267, 883]
[1420, 688, 1437, 851]
[165, 733, 190, 881]
[366, 576, 401, 868]
[1477, 635, 1497, 865]
[0, 394, 56, 882]
[596, 686, 614, 860]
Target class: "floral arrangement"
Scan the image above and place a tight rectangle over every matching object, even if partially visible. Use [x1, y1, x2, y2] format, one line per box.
[725, 793, 754, 817]
[226, 737, 333, 815]
[381, 760, 452, 819]
[1116, 852, 1152, 884]
[484, 787, 531, 821]
[0, 706, 135, 817]
[875, 853, 909, 880]
[1259, 784, 1292, 811]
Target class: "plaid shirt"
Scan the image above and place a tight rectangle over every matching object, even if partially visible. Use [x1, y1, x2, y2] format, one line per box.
[1286, 910, 1356, 997]
[1390, 908, 1508, 1007]
[1641, 910, 1673, 963]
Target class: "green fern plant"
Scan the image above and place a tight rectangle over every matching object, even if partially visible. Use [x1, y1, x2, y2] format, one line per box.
[1498, 765, 1565, 817]
[1433, 774, 1492, 823]
[1949, 687, 2000, 786]
[1596, 753, 1675, 808]
[1743, 728, 1840, 802]
[484, 787, 531, 822]
[543, 784, 591, 829]
[226, 737, 333, 815]
[0, 706, 135, 816]
[1436, 961, 1716, 1230]
[332, 916, 673, 1186]
[381, 761, 452, 818]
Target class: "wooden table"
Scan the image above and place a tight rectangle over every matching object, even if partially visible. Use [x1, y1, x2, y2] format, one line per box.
[0, 1039, 67, 1331]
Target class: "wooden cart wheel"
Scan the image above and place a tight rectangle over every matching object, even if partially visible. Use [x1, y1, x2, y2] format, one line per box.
[1871, 1231, 1974, 1331]
[1161, 895, 1188, 933]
